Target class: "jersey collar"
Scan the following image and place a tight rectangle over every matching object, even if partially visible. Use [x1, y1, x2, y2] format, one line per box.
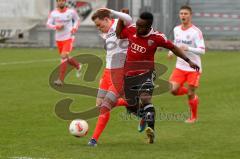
[58, 7, 68, 13]
[107, 19, 115, 33]
[140, 28, 154, 37]
[181, 24, 193, 31]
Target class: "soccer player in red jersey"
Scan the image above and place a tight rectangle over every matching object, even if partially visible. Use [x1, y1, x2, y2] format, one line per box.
[168, 5, 205, 123]
[87, 9, 131, 146]
[112, 9, 200, 143]
[47, 0, 81, 86]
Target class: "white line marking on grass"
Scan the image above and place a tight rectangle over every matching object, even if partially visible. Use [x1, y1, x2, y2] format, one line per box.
[0, 59, 59, 66]
[9, 157, 49, 159]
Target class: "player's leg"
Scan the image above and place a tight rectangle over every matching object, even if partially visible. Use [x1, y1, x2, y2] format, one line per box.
[89, 91, 117, 146]
[169, 68, 188, 96]
[90, 92, 111, 142]
[115, 98, 128, 107]
[88, 94, 111, 146]
[54, 41, 68, 86]
[110, 68, 128, 107]
[185, 86, 198, 123]
[185, 71, 200, 123]
[125, 71, 156, 143]
[62, 38, 81, 76]
[88, 69, 110, 146]
[59, 54, 69, 83]
[138, 79, 155, 144]
[90, 68, 126, 145]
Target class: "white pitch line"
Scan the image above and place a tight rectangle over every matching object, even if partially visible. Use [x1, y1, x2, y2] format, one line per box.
[9, 157, 49, 159]
[0, 58, 59, 66]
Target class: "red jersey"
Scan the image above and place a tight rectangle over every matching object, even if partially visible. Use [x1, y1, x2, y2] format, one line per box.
[120, 24, 174, 76]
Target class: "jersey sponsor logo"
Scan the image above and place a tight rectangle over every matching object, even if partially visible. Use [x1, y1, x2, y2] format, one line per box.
[55, 17, 72, 23]
[130, 43, 146, 53]
[176, 39, 192, 45]
[106, 32, 116, 39]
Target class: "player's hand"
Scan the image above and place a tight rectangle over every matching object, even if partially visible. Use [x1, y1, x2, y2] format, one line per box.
[56, 25, 64, 31]
[179, 45, 189, 51]
[188, 60, 200, 72]
[120, 8, 129, 14]
[167, 51, 174, 60]
[71, 28, 77, 34]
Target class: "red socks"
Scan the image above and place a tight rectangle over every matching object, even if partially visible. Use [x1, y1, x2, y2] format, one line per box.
[115, 98, 128, 107]
[92, 98, 127, 141]
[59, 57, 80, 81]
[92, 106, 110, 141]
[68, 58, 80, 69]
[188, 95, 199, 119]
[59, 59, 68, 81]
[176, 86, 188, 96]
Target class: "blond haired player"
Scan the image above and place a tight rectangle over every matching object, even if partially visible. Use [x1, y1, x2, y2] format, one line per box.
[47, 0, 81, 86]
[88, 8, 131, 146]
[168, 5, 206, 123]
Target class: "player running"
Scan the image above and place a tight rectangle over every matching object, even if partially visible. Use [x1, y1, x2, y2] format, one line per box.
[47, 0, 81, 86]
[168, 5, 205, 123]
[87, 8, 131, 146]
[112, 9, 200, 143]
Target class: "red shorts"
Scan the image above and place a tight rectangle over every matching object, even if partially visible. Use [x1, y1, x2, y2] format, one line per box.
[56, 38, 73, 54]
[98, 68, 124, 97]
[169, 68, 201, 87]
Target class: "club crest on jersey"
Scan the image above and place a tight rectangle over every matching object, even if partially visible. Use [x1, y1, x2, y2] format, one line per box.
[148, 40, 154, 46]
[186, 35, 190, 39]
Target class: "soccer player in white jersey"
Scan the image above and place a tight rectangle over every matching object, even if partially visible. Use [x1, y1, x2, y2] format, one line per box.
[168, 5, 205, 123]
[88, 9, 132, 146]
[47, 0, 81, 86]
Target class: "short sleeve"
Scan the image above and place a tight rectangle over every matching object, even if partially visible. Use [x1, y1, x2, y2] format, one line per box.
[120, 25, 135, 39]
[155, 33, 174, 49]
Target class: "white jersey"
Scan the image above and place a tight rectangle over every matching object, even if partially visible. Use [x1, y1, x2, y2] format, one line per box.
[100, 19, 128, 69]
[173, 24, 205, 72]
[47, 8, 80, 41]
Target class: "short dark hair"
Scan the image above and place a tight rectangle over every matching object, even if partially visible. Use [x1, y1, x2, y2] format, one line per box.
[91, 10, 111, 21]
[180, 5, 192, 14]
[140, 12, 154, 26]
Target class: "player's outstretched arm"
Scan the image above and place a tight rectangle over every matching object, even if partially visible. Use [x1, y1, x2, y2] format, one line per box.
[96, 8, 132, 25]
[96, 8, 132, 38]
[170, 45, 200, 71]
[115, 8, 131, 38]
[111, 8, 132, 25]
[116, 19, 125, 39]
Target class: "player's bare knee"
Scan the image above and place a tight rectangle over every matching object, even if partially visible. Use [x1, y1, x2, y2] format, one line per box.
[96, 98, 103, 107]
[170, 82, 181, 96]
[171, 89, 179, 96]
[61, 53, 68, 59]
[140, 92, 152, 105]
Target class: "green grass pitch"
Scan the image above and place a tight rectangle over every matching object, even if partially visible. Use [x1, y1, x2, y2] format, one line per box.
[0, 48, 240, 159]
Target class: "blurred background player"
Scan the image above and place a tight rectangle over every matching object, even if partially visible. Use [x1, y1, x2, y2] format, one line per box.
[87, 8, 131, 146]
[47, 0, 81, 86]
[107, 8, 200, 144]
[168, 5, 205, 123]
